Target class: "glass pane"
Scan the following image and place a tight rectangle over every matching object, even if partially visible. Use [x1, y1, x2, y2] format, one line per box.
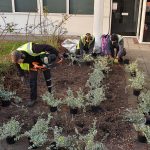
[111, 0, 140, 36]
[69, 0, 94, 14]
[43, 0, 66, 13]
[0, 0, 12, 12]
[15, 0, 37, 12]
[143, 0, 150, 42]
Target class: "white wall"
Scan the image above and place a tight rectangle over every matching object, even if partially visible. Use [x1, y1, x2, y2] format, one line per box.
[0, 0, 112, 36]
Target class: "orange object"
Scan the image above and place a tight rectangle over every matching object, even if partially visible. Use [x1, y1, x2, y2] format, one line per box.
[31, 62, 47, 71]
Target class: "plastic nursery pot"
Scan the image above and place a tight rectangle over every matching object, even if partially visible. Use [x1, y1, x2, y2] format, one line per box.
[91, 105, 100, 113]
[137, 131, 147, 143]
[130, 71, 136, 77]
[28, 137, 38, 149]
[133, 89, 141, 96]
[50, 106, 57, 112]
[70, 107, 78, 115]
[1, 100, 11, 107]
[145, 115, 150, 125]
[123, 59, 130, 64]
[6, 136, 16, 144]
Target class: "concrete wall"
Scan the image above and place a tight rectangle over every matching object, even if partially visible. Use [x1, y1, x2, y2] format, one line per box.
[0, 0, 111, 36]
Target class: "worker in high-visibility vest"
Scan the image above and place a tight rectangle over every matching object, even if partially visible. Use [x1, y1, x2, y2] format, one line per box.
[76, 33, 95, 56]
[11, 42, 63, 107]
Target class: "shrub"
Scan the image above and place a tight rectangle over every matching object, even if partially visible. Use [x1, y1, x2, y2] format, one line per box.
[24, 114, 53, 149]
[0, 85, 22, 102]
[76, 119, 102, 150]
[125, 60, 138, 73]
[93, 56, 110, 73]
[129, 71, 145, 90]
[134, 124, 150, 144]
[123, 108, 146, 124]
[42, 92, 62, 107]
[138, 91, 150, 115]
[0, 85, 15, 101]
[86, 87, 106, 106]
[0, 117, 21, 140]
[65, 88, 85, 109]
[83, 54, 94, 62]
[47, 126, 76, 149]
[86, 69, 105, 89]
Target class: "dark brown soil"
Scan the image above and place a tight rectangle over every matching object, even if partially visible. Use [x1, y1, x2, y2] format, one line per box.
[0, 60, 148, 150]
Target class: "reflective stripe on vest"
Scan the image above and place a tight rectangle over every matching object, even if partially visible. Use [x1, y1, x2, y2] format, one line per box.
[20, 63, 29, 71]
[77, 35, 95, 49]
[17, 42, 45, 70]
[17, 42, 45, 56]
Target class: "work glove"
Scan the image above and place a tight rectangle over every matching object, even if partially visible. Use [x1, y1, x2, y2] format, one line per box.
[114, 58, 119, 64]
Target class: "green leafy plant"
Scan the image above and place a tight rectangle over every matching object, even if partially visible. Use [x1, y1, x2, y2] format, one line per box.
[75, 119, 105, 150]
[47, 126, 76, 149]
[83, 54, 94, 62]
[42, 91, 62, 107]
[94, 56, 110, 73]
[123, 108, 146, 124]
[86, 87, 106, 106]
[138, 91, 150, 115]
[125, 60, 138, 73]
[134, 124, 150, 144]
[86, 69, 105, 89]
[0, 117, 21, 140]
[0, 86, 15, 101]
[24, 114, 53, 149]
[129, 71, 145, 90]
[65, 88, 85, 109]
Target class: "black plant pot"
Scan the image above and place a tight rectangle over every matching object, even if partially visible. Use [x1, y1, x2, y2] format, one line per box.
[133, 89, 141, 96]
[28, 137, 38, 149]
[124, 59, 129, 64]
[137, 132, 147, 143]
[130, 71, 136, 77]
[91, 106, 100, 113]
[70, 108, 78, 114]
[50, 142, 57, 150]
[50, 106, 57, 112]
[145, 115, 150, 125]
[6, 136, 16, 144]
[2, 100, 11, 107]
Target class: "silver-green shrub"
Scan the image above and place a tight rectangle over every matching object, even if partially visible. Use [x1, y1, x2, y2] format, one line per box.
[0, 117, 21, 140]
[42, 91, 62, 107]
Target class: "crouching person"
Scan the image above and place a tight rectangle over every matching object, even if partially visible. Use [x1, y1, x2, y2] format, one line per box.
[76, 33, 95, 57]
[11, 42, 63, 107]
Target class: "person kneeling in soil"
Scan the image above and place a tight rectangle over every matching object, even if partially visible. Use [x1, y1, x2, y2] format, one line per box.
[100, 33, 126, 63]
[11, 42, 63, 107]
[76, 33, 95, 57]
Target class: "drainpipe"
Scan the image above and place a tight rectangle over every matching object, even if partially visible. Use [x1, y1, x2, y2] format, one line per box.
[93, 0, 104, 37]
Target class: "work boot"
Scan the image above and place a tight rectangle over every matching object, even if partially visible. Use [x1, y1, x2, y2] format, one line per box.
[27, 100, 36, 107]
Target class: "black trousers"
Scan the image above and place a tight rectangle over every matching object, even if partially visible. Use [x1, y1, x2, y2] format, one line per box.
[110, 44, 119, 58]
[29, 69, 51, 101]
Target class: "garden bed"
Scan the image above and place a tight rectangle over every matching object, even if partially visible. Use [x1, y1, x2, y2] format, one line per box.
[0, 60, 148, 150]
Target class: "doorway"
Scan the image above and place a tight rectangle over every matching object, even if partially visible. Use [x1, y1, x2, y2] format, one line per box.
[111, 0, 140, 36]
[143, 0, 150, 42]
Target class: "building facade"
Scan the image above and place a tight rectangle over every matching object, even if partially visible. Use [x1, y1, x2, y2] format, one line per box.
[0, 0, 149, 43]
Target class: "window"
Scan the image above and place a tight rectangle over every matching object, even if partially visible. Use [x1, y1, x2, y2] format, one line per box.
[15, 0, 37, 12]
[69, 0, 94, 15]
[43, 0, 66, 13]
[0, 0, 12, 12]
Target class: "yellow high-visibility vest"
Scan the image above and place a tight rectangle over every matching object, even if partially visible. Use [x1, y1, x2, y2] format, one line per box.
[16, 42, 45, 70]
